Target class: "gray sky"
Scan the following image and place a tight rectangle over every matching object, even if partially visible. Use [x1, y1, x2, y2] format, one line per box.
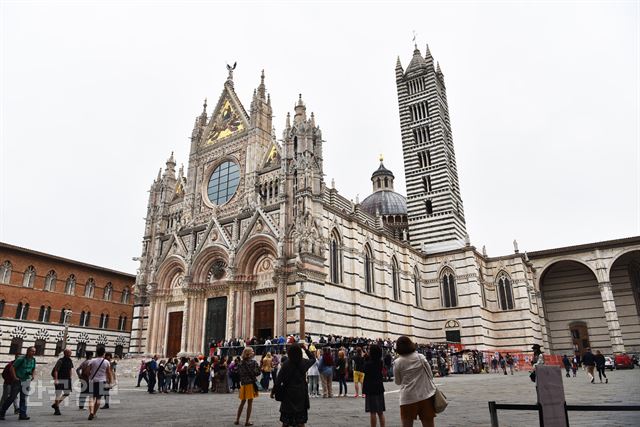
[1, 1, 638, 274]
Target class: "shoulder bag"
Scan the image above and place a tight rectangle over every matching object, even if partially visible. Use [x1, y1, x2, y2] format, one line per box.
[422, 358, 448, 414]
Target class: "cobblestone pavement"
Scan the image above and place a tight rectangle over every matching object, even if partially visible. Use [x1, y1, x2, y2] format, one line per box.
[5, 368, 639, 426]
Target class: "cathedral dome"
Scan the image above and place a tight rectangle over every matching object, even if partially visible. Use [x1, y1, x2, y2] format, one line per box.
[361, 157, 407, 216]
[361, 190, 407, 216]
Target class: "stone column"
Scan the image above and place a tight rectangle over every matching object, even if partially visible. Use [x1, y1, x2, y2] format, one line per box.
[536, 291, 552, 351]
[298, 290, 306, 339]
[598, 281, 625, 353]
[180, 295, 191, 354]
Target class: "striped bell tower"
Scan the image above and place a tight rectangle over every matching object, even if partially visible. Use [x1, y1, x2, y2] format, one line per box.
[396, 44, 467, 252]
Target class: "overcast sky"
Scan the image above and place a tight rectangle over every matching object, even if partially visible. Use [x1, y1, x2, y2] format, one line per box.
[1, 1, 638, 274]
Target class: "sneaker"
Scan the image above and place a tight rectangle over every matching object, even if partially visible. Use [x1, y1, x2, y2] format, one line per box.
[590, 378, 595, 384]
[54, 408, 62, 416]
[18, 416, 30, 420]
[606, 378, 608, 384]
[88, 414, 94, 420]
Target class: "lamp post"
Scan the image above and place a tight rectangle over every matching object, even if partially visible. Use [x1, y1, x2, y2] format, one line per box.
[62, 310, 72, 353]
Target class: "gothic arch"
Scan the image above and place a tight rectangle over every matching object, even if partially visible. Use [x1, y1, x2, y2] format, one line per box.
[235, 235, 278, 277]
[191, 244, 229, 283]
[607, 248, 640, 278]
[535, 257, 598, 290]
[155, 255, 187, 290]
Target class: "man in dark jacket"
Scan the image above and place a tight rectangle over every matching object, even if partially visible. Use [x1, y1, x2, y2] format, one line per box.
[562, 355, 571, 378]
[52, 348, 74, 415]
[582, 348, 596, 384]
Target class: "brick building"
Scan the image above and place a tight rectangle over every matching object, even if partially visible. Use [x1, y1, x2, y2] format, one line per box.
[0, 242, 135, 362]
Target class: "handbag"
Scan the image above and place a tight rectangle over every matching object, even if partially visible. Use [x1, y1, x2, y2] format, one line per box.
[422, 358, 448, 414]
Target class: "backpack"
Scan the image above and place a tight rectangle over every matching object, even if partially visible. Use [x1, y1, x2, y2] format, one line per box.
[145, 361, 153, 371]
[2, 361, 15, 381]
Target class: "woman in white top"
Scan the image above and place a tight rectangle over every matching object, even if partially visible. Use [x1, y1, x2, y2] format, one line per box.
[83, 347, 113, 421]
[393, 336, 437, 427]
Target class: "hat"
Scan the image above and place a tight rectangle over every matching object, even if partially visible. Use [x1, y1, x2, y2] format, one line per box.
[531, 344, 542, 350]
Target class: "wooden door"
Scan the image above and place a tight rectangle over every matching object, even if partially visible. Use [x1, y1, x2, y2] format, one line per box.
[253, 300, 274, 339]
[166, 311, 183, 357]
[570, 323, 590, 357]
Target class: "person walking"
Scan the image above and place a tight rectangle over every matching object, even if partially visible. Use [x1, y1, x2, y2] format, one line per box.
[101, 352, 116, 409]
[562, 355, 571, 378]
[352, 347, 365, 398]
[499, 354, 507, 375]
[306, 352, 320, 398]
[363, 344, 386, 427]
[271, 343, 317, 427]
[393, 336, 436, 427]
[594, 350, 608, 384]
[505, 353, 514, 375]
[235, 347, 260, 426]
[335, 350, 348, 397]
[319, 347, 334, 398]
[76, 351, 94, 410]
[135, 359, 147, 387]
[0, 353, 21, 416]
[0, 347, 37, 421]
[260, 352, 273, 391]
[83, 346, 113, 421]
[582, 348, 596, 384]
[52, 348, 74, 415]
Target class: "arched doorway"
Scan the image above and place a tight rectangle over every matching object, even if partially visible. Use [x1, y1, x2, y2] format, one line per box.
[609, 250, 640, 352]
[540, 260, 609, 354]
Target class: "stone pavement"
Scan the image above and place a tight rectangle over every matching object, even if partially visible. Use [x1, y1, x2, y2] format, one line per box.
[4, 368, 639, 426]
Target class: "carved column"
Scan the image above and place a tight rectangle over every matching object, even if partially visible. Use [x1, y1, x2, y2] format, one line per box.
[535, 291, 552, 351]
[298, 290, 306, 339]
[598, 281, 625, 353]
[180, 294, 191, 354]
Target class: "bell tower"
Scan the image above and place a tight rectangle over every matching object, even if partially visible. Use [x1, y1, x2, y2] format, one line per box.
[396, 44, 467, 252]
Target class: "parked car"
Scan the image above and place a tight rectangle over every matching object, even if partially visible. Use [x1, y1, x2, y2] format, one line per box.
[604, 356, 615, 371]
[614, 353, 634, 369]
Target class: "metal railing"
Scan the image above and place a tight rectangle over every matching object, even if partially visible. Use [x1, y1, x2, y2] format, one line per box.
[488, 401, 640, 427]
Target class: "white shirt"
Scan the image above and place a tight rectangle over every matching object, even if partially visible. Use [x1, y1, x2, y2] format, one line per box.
[394, 352, 436, 406]
[88, 357, 111, 382]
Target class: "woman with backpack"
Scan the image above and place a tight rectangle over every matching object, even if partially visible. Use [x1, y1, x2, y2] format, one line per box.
[271, 343, 316, 427]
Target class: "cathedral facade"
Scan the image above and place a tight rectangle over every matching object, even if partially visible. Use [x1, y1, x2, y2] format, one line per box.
[134, 47, 640, 358]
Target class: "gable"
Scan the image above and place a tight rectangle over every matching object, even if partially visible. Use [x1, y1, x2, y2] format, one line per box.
[203, 85, 250, 146]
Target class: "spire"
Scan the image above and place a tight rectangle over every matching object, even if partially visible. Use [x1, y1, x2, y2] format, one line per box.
[425, 44, 433, 62]
[199, 98, 208, 125]
[436, 61, 442, 74]
[285, 111, 291, 129]
[166, 151, 176, 167]
[310, 112, 315, 128]
[294, 94, 306, 124]
[405, 45, 427, 75]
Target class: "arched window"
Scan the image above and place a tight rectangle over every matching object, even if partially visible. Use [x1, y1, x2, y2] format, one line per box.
[329, 230, 343, 284]
[0, 299, 4, 317]
[391, 257, 401, 301]
[0, 260, 11, 284]
[54, 340, 64, 356]
[80, 310, 91, 327]
[15, 302, 29, 320]
[84, 278, 95, 298]
[65, 275, 76, 295]
[121, 288, 130, 304]
[441, 269, 458, 308]
[38, 305, 51, 322]
[99, 313, 109, 329]
[497, 272, 514, 311]
[115, 345, 124, 358]
[414, 268, 422, 307]
[118, 315, 123, 330]
[59, 308, 71, 324]
[44, 270, 56, 291]
[118, 315, 128, 331]
[103, 283, 113, 301]
[364, 244, 375, 294]
[9, 337, 23, 355]
[425, 199, 433, 215]
[23, 266, 36, 288]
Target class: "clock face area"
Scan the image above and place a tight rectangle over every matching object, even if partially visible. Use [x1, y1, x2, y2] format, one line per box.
[207, 161, 240, 205]
[205, 99, 244, 144]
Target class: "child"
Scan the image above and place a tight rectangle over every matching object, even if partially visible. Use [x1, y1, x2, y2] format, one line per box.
[363, 344, 386, 427]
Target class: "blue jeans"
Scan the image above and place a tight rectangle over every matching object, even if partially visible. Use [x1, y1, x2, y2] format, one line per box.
[18, 380, 29, 417]
[338, 376, 347, 395]
[307, 375, 319, 395]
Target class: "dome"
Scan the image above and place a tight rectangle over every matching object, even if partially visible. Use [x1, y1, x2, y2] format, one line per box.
[361, 190, 407, 216]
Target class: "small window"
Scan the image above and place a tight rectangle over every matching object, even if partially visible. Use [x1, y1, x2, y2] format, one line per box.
[414, 270, 422, 307]
[0, 261, 12, 284]
[115, 345, 124, 358]
[441, 270, 458, 308]
[121, 288, 131, 304]
[34, 339, 46, 356]
[364, 245, 375, 294]
[15, 302, 29, 320]
[9, 337, 23, 355]
[425, 199, 433, 215]
[54, 340, 64, 357]
[65, 275, 76, 295]
[391, 258, 401, 301]
[103, 283, 113, 301]
[44, 270, 57, 291]
[23, 266, 36, 288]
[497, 273, 514, 310]
[0, 299, 4, 317]
[84, 278, 95, 298]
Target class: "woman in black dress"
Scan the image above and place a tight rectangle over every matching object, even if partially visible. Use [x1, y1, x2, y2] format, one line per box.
[271, 343, 316, 427]
[363, 344, 386, 427]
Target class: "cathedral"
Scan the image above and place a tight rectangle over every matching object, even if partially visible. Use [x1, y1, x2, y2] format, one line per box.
[133, 46, 640, 358]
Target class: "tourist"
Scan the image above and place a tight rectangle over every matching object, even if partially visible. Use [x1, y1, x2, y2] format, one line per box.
[363, 344, 386, 427]
[491, 356, 498, 373]
[84, 346, 113, 421]
[394, 336, 436, 427]
[271, 353, 280, 384]
[0, 352, 21, 416]
[187, 358, 198, 393]
[147, 355, 158, 393]
[307, 351, 320, 398]
[157, 359, 166, 394]
[271, 343, 317, 427]
[582, 347, 596, 384]
[229, 357, 241, 391]
[136, 359, 147, 387]
[0, 347, 37, 421]
[383, 352, 393, 381]
[51, 348, 73, 415]
[335, 350, 348, 397]
[499, 354, 507, 375]
[235, 347, 260, 426]
[76, 351, 94, 410]
[178, 357, 188, 393]
[199, 357, 211, 393]
[594, 350, 608, 384]
[214, 356, 230, 393]
[102, 352, 115, 409]
[164, 358, 174, 393]
[562, 355, 571, 378]
[261, 352, 273, 391]
[352, 347, 365, 398]
[319, 347, 334, 398]
[505, 353, 514, 375]
[571, 356, 578, 377]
